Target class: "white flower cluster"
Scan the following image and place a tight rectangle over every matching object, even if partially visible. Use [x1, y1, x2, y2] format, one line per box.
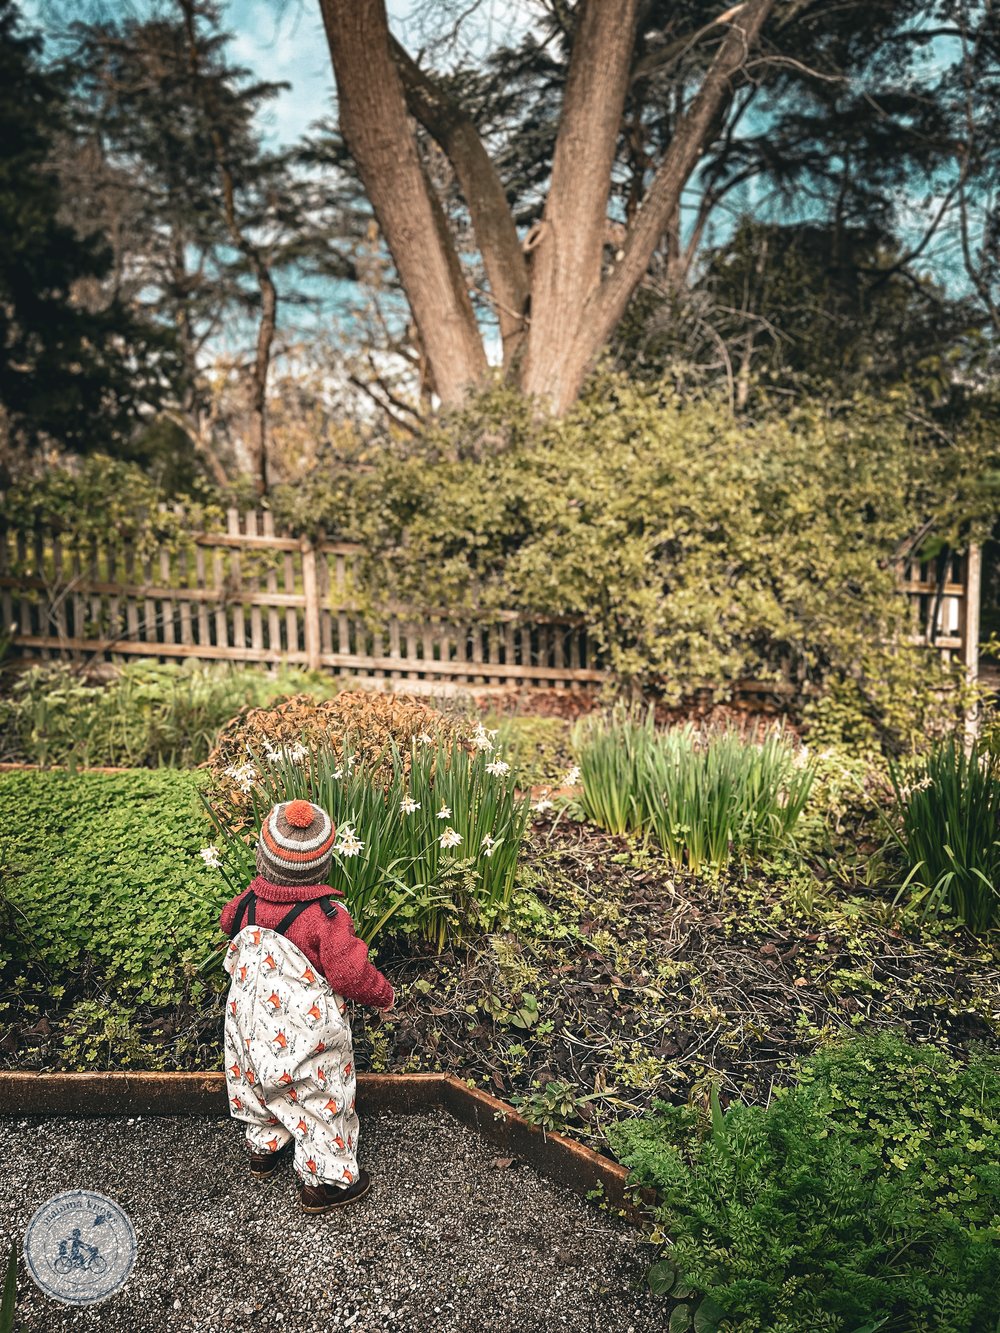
[532, 798, 554, 814]
[262, 740, 309, 765]
[436, 805, 451, 819]
[562, 766, 581, 787]
[470, 723, 498, 752]
[400, 797, 421, 815]
[199, 846, 222, 869]
[439, 827, 462, 849]
[336, 824, 364, 857]
[224, 762, 258, 794]
[411, 732, 434, 746]
[480, 833, 499, 858]
[485, 757, 511, 778]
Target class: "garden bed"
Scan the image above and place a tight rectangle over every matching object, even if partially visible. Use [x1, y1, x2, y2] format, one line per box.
[2, 767, 996, 1147]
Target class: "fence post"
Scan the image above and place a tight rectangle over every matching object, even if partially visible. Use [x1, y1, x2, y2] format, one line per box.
[962, 543, 982, 742]
[301, 536, 322, 670]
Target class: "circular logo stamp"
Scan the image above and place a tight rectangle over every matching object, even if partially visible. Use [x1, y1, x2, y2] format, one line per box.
[23, 1190, 137, 1306]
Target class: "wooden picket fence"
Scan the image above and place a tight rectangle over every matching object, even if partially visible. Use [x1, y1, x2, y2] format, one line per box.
[0, 510, 982, 689]
[896, 544, 982, 680]
[0, 509, 602, 688]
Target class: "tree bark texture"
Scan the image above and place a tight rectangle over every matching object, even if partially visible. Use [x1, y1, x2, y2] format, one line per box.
[520, 0, 641, 407]
[319, 0, 487, 406]
[392, 38, 530, 367]
[321, 0, 774, 415]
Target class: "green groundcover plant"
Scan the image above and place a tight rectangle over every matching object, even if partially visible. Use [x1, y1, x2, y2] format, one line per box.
[572, 706, 814, 871]
[888, 738, 1000, 934]
[0, 769, 220, 1006]
[0, 660, 340, 768]
[610, 1033, 1000, 1333]
[203, 727, 531, 949]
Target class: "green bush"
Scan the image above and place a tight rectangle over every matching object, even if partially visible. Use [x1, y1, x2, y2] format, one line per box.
[0, 453, 222, 553]
[610, 1033, 1000, 1333]
[888, 738, 1000, 933]
[270, 378, 985, 748]
[572, 706, 814, 871]
[0, 660, 340, 768]
[0, 769, 221, 1006]
[204, 726, 531, 948]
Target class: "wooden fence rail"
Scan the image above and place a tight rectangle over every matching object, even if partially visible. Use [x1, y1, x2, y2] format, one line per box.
[0, 509, 603, 688]
[0, 511, 981, 689]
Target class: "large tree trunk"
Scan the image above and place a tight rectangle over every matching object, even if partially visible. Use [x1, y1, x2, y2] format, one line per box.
[520, 0, 641, 407]
[552, 0, 776, 412]
[319, 0, 487, 406]
[318, 0, 774, 418]
[392, 39, 530, 368]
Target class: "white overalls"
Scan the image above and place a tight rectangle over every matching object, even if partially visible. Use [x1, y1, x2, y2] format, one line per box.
[223, 891, 360, 1187]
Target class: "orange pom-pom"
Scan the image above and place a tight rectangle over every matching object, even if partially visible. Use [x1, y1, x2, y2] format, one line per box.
[284, 799, 315, 829]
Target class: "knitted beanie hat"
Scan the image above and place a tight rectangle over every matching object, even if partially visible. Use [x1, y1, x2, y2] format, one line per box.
[256, 799, 335, 887]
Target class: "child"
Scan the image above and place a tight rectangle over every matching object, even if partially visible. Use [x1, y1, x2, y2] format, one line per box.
[220, 798, 394, 1213]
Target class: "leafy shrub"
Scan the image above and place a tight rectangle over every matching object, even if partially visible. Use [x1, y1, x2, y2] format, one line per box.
[610, 1033, 1000, 1333]
[0, 769, 221, 1006]
[206, 689, 464, 828]
[0, 454, 222, 558]
[888, 738, 1000, 933]
[0, 660, 340, 768]
[573, 706, 814, 871]
[204, 728, 530, 948]
[270, 378, 986, 747]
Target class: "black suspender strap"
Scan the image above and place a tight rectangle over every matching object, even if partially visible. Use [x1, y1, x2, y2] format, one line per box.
[230, 891, 338, 940]
[275, 899, 317, 934]
[229, 889, 257, 939]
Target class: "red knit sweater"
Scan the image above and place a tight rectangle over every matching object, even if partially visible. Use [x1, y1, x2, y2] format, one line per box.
[219, 876, 393, 1010]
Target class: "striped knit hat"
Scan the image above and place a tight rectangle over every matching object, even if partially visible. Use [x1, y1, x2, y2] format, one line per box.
[256, 799, 336, 887]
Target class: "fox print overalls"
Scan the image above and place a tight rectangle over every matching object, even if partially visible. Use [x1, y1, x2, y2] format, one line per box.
[223, 891, 360, 1188]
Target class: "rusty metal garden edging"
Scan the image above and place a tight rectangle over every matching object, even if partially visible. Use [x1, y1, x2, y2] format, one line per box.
[0, 1071, 647, 1222]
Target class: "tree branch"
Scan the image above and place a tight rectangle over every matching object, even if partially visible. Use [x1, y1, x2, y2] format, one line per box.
[391, 37, 529, 364]
[584, 0, 776, 371]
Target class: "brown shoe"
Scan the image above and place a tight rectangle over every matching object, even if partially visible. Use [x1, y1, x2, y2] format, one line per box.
[248, 1141, 292, 1180]
[298, 1170, 371, 1213]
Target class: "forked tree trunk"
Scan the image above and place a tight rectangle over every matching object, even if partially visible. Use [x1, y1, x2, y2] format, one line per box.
[520, 0, 641, 406]
[319, 0, 775, 416]
[319, 0, 487, 406]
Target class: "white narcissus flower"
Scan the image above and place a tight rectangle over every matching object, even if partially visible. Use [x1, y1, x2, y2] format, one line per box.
[436, 805, 452, 819]
[224, 762, 257, 794]
[470, 723, 497, 751]
[199, 846, 222, 869]
[400, 797, 420, 815]
[485, 757, 511, 777]
[331, 767, 344, 780]
[532, 798, 554, 814]
[439, 827, 462, 849]
[480, 834, 499, 858]
[562, 766, 582, 787]
[337, 825, 364, 857]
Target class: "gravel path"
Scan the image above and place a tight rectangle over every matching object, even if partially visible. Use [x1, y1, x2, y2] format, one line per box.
[0, 1111, 661, 1332]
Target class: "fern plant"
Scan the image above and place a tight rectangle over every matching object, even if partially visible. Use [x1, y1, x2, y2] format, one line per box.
[610, 1034, 1000, 1333]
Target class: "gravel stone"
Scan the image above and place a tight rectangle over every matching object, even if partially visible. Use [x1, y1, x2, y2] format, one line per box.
[0, 1110, 662, 1332]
